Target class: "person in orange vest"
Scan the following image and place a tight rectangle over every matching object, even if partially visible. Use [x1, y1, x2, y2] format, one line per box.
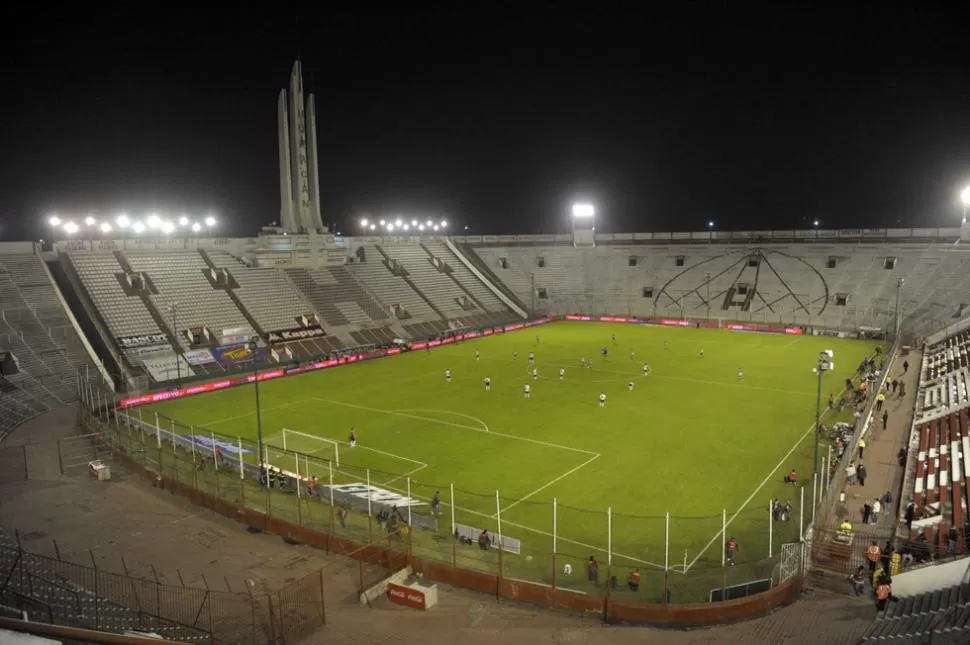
[627, 568, 641, 591]
[785, 468, 798, 485]
[875, 576, 892, 611]
[866, 541, 882, 572]
[726, 537, 738, 565]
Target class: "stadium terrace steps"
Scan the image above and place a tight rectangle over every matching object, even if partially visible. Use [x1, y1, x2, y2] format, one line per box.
[457, 242, 531, 313]
[419, 241, 511, 314]
[285, 265, 391, 329]
[204, 250, 316, 333]
[860, 583, 970, 643]
[0, 254, 94, 436]
[378, 243, 471, 318]
[373, 244, 449, 320]
[347, 251, 436, 320]
[469, 241, 970, 332]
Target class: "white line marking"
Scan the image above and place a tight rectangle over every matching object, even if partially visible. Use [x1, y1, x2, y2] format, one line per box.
[312, 398, 598, 456]
[492, 453, 601, 517]
[684, 386, 849, 572]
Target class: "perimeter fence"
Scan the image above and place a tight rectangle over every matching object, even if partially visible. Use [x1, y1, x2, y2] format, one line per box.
[85, 404, 809, 606]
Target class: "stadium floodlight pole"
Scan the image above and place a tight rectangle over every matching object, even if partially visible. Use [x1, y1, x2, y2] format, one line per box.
[812, 350, 834, 484]
[893, 278, 904, 340]
[248, 335, 264, 482]
[705, 272, 711, 323]
[169, 303, 181, 388]
[961, 185, 970, 224]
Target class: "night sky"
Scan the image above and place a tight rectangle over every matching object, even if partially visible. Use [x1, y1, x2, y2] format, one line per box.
[3, 3, 970, 240]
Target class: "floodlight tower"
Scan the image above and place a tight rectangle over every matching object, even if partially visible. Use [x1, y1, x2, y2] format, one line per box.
[813, 350, 835, 482]
[961, 186, 970, 224]
[248, 335, 265, 484]
[571, 203, 596, 247]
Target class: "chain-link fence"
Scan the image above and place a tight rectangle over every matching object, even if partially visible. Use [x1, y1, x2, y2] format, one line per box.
[86, 405, 807, 606]
[0, 519, 325, 644]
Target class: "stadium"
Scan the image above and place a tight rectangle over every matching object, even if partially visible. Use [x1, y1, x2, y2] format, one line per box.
[2, 63, 970, 645]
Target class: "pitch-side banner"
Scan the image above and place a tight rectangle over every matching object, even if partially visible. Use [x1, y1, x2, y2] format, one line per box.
[183, 348, 216, 365]
[211, 344, 266, 368]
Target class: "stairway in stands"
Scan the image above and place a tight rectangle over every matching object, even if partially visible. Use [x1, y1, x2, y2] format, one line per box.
[860, 582, 970, 643]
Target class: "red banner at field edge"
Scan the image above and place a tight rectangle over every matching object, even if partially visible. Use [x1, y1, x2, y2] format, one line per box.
[563, 314, 804, 336]
[117, 317, 556, 409]
[387, 583, 426, 610]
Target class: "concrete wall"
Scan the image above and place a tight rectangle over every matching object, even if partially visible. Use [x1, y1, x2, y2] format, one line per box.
[891, 556, 970, 597]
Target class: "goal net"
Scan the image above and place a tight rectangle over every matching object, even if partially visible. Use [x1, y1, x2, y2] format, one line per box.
[277, 428, 340, 468]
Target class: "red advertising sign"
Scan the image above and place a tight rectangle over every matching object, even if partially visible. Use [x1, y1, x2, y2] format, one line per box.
[387, 583, 426, 610]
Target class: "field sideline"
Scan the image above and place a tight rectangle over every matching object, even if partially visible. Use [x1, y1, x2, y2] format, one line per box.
[147, 321, 881, 580]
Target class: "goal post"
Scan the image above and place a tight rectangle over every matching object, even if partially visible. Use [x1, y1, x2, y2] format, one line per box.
[280, 428, 340, 468]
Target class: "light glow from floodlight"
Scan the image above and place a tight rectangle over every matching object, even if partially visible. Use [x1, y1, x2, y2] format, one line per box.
[147, 214, 160, 229]
[100, 222, 112, 233]
[572, 203, 595, 218]
[178, 215, 189, 226]
[426, 219, 433, 227]
[395, 218, 403, 227]
[132, 221, 146, 234]
[191, 222, 202, 232]
[433, 224, 440, 231]
[84, 216, 96, 227]
[403, 224, 410, 231]
[205, 216, 216, 227]
[48, 215, 61, 227]
[440, 220, 448, 228]
[370, 224, 376, 230]
[386, 222, 394, 230]
[63, 221, 79, 235]
[360, 218, 369, 227]
[116, 215, 130, 228]
[161, 221, 175, 234]
[419, 224, 425, 231]
[813, 220, 819, 227]
[961, 186, 970, 206]
[411, 219, 418, 226]
[379, 219, 386, 226]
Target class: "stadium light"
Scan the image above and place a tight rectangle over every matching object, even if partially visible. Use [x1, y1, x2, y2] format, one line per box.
[572, 203, 595, 218]
[403, 224, 410, 231]
[386, 222, 394, 231]
[116, 214, 130, 228]
[48, 215, 61, 227]
[370, 224, 377, 231]
[440, 220, 448, 228]
[360, 217, 369, 227]
[191, 222, 202, 233]
[433, 224, 440, 231]
[813, 220, 820, 227]
[100, 222, 112, 234]
[411, 219, 418, 227]
[178, 215, 189, 226]
[425, 219, 433, 227]
[146, 214, 160, 229]
[205, 216, 216, 227]
[161, 221, 175, 234]
[379, 219, 386, 226]
[132, 221, 146, 234]
[395, 218, 403, 227]
[63, 221, 79, 235]
[84, 216, 96, 227]
[708, 220, 715, 228]
[419, 224, 426, 231]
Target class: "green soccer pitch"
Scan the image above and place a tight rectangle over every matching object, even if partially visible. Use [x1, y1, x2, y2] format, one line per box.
[145, 320, 882, 591]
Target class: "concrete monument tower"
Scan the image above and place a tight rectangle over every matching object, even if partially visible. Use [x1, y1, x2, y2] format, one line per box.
[277, 61, 324, 233]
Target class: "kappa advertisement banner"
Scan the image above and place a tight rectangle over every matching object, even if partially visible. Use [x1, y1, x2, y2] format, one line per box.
[211, 344, 267, 368]
[266, 326, 326, 343]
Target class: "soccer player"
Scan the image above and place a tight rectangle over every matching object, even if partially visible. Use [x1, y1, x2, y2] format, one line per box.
[737, 367, 743, 379]
[628, 381, 635, 391]
[475, 351, 480, 361]
[588, 359, 593, 370]
[349, 427, 357, 447]
[513, 351, 518, 360]
[523, 383, 531, 399]
[611, 333, 617, 345]
[580, 357, 586, 368]
[559, 367, 565, 380]
[630, 349, 636, 360]
[599, 393, 606, 408]
[445, 369, 452, 383]
[532, 368, 538, 381]
[484, 376, 491, 391]
[535, 335, 540, 344]
[643, 363, 650, 376]
[528, 351, 535, 362]
[664, 340, 669, 350]
[699, 347, 704, 358]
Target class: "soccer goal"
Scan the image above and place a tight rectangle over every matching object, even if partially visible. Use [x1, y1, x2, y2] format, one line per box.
[280, 428, 340, 467]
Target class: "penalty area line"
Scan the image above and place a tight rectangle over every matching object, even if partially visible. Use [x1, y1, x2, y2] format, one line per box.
[491, 453, 602, 518]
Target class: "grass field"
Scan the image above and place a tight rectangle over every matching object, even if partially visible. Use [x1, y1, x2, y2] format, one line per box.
[145, 320, 882, 597]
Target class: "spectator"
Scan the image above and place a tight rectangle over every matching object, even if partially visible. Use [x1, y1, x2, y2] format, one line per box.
[845, 462, 858, 485]
[862, 502, 872, 524]
[783, 501, 792, 522]
[432, 490, 441, 516]
[772, 499, 781, 522]
[882, 410, 889, 430]
[891, 379, 898, 393]
[587, 556, 599, 584]
[904, 501, 916, 532]
[850, 566, 867, 596]
[857, 463, 868, 487]
[898, 381, 906, 397]
[897, 447, 908, 467]
[872, 498, 881, 524]
[478, 529, 491, 551]
[948, 526, 958, 553]
[903, 360, 909, 374]
[308, 475, 317, 497]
